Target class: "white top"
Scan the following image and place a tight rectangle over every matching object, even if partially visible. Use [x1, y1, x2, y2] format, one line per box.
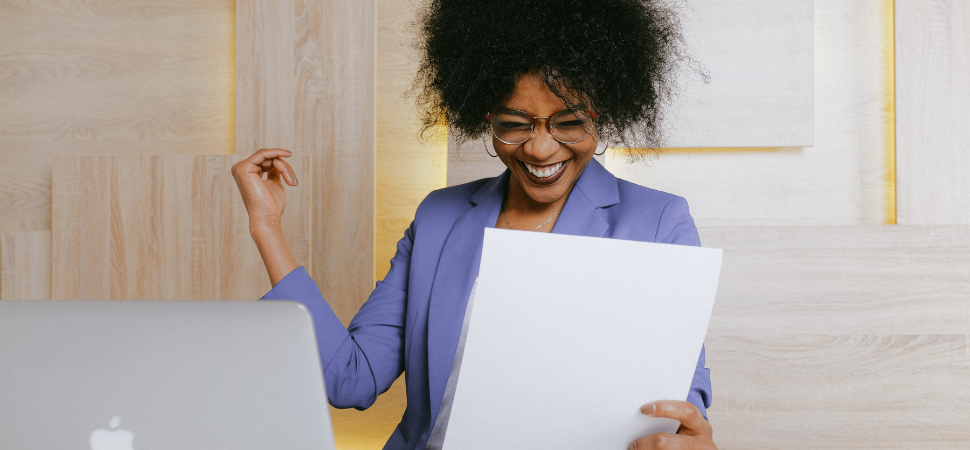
[425, 280, 477, 449]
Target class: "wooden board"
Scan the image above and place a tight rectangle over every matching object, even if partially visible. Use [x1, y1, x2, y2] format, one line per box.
[0, 231, 51, 300]
[604, 0, 896, 226]
[237, 2, 378, 446]
[324, 0, 448, 445]
[701, 225, 970, 336]
[896, 0, 970, 224]
[0, 0, 235, 232]
[708, 334, 970, 449]
[375, 0, 448, 281]
[50, 155, 311, 300]
[699, 225, 970, 448]
[663, 0, 815, 148]
[236, 0, 375, 325]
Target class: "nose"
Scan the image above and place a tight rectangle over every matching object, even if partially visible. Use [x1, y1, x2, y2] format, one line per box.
[522, 119, 559, 161]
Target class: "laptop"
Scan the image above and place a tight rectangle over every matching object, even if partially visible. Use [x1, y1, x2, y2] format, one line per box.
[0, 300, 336, 450]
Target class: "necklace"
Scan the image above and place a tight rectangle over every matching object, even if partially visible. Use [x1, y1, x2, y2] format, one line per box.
[503, 207, 562, 232]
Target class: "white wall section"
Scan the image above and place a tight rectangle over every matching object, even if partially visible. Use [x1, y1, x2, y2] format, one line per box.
[896, 0, 970, 224]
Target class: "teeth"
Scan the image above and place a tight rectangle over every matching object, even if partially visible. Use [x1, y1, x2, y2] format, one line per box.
[525, 161, 563, 178]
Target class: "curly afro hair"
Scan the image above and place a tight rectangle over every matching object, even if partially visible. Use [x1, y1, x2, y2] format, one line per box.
[411, 0, 687, 155]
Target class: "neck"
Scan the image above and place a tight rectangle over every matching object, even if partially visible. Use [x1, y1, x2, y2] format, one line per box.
[504, 181, 572, 216]
[500, 177, 577, 232]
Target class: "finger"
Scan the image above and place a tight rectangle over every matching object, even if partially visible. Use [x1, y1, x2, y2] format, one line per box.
[272, 157, 299, 186]
[246, 148, 293, 168]
[232, 148, 292, 179]
[260, 158, 274, 176]
[628, 432, 687, 450]
[640, 401, 711, 437]
[265, 166, 281, 183]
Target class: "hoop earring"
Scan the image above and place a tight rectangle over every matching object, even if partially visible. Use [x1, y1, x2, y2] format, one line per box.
[483, 135, 498, 157]
[594, 143, 607, 156]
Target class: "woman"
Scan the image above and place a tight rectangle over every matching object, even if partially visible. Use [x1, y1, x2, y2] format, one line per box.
[232, 0, 716, 448]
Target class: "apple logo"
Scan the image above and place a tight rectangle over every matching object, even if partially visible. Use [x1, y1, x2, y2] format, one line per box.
[89, 416, 135, 450]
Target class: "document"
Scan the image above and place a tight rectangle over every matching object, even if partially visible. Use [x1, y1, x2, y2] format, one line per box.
[442, 228, 722, 449]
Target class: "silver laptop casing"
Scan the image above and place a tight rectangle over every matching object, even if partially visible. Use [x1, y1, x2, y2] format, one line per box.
[0, 300, 335, 450]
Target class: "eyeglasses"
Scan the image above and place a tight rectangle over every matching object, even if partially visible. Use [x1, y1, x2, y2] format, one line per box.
[486, 108, 598, 145]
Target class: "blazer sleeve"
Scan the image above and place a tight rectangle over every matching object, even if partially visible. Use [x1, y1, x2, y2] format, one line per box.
[656, 196, 713, 419]
[261, 222, 415, 410]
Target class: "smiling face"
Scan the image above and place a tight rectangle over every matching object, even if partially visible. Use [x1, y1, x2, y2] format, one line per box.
[493, 72, 598, 210]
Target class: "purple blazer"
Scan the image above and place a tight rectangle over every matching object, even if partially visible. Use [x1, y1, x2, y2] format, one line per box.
[262, 159, 712, 449]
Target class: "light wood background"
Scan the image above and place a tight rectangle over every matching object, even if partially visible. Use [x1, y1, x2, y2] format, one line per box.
[665, 0, 815, 148]
[896, 0, 970, 225]
[237, 0, 378, 447]
[0, 0, 235, 232]
[0, 231, 51, 300]
[236, 0, 376, 325]
[2, 1, 378, 443]
[375, 0, 448, 281]
[702, 225, 970, 449]
[3, 0, 970, 448]
[611, 0, 897, 226]
[50, 155, 311, 300]
[325, 0, 448, 446]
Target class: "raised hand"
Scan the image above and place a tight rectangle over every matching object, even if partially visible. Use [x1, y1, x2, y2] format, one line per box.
[231, 148, 299, 228]
[231, 148, 300, 285]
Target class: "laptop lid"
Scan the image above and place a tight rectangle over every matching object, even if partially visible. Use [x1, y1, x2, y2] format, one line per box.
[0, 300, 335, 450]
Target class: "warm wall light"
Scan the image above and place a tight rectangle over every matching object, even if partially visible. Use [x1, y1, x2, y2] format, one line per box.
[883, 0, 897, 225]
[610, 147, 801, 156]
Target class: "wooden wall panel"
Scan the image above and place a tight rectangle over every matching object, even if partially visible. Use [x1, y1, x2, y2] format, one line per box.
[700, 225, 970, 448]
[236, 0, 375, 325]
[50, 155, 311, 300]
[0, 231, 51, 300]
[237, 3, 378, 446]
[236, 0, 296, 152]
[327, 0, 447, 445]
[702, 225, 970, 336]
[375, 0, 447, 281]
[606, 0, 896, 226]
[708, 334, 970, 449]
[664, 0, 815, 148]
[896, 0, 970, 224]
[0, 0, 235, 232]
[295, 0, 375, 325]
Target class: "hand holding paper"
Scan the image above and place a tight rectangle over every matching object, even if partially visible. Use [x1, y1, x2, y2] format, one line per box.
[631, 401, 716, 449]
[442, 229, 722, 449]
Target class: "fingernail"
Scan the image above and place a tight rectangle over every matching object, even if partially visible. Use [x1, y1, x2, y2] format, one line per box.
[293, 174, 299, 184]
[640, 403, 656, 415]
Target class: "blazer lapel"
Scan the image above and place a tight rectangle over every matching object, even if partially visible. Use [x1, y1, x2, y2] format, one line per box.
[551, 158, 618, 238]
[426, 173, 505, 421]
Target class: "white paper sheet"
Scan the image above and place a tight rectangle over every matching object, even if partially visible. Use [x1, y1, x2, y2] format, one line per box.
[442, 229, 722, 449]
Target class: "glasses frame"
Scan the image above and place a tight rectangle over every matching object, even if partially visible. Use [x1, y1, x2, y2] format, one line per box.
[486, 108, 598, 145]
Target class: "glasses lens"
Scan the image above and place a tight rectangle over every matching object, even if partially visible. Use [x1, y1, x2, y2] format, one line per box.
[550, 110, 593, 144]
[491, 111, 533, 144]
